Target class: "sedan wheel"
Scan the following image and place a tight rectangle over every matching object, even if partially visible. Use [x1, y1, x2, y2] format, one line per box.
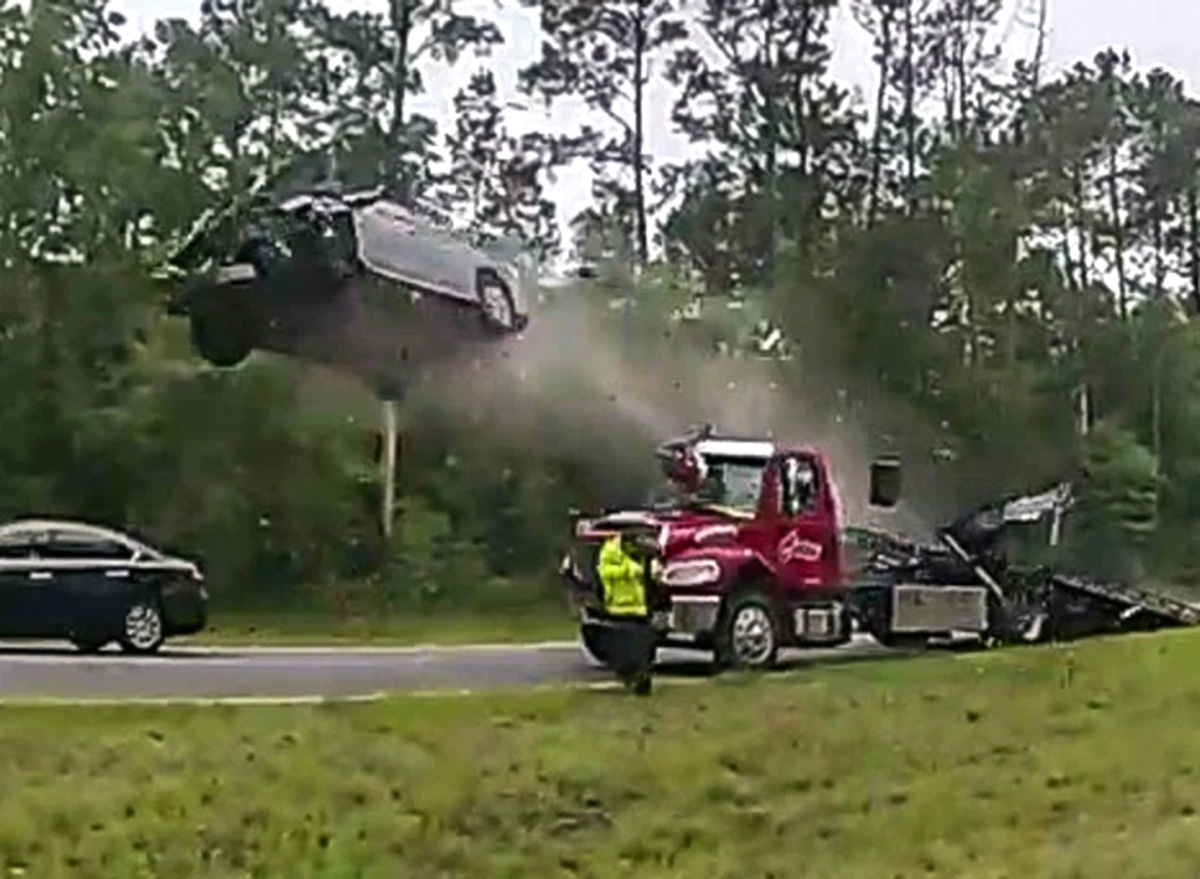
[71, 637, 108, 654]
[120, 601, 165, 655]
[478, 281, 516, 332]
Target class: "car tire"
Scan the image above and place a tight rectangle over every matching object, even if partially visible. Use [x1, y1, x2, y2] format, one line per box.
[119, 599, 166, 655]
[715, 592, 780, 671]
[71, 637, 108, 654]
[190, 305, 256, 368]
[475, 273, 518, 334]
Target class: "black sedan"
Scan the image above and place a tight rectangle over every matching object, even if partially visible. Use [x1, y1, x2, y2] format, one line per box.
[0, 519, 208, 654]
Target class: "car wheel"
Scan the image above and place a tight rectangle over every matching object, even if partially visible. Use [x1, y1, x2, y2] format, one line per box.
[71, 637, 108, 654]
[190, 306, 256, 368]
[119, 600, 165, 655]
[716, 592, 780, 671]
[476, 275, 518, 333]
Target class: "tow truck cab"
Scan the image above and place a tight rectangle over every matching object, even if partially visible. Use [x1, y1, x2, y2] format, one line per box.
[561, 429, 901, 668]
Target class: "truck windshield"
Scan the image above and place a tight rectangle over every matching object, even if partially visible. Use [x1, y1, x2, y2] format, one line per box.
[694, 456, 766, 513]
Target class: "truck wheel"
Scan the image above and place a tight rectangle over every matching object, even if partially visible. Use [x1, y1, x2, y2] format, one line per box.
[716, 593, 780, 671]
[580, 624, 610, 667]
[190, 307, 255, 368]
[872, 631, 930, 651]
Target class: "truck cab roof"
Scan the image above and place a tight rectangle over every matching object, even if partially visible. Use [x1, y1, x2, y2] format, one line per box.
[689, 437, 822, 461]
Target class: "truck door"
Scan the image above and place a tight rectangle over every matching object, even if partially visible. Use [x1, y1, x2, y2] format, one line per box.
[772, 454, 838, 589]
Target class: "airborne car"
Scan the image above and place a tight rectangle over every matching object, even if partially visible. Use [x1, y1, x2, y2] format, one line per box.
[0, 519, 207, 654]
[163, 180, 532, 379]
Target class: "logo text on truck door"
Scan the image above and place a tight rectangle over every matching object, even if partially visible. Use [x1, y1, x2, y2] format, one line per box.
[778, 530, 823, 563]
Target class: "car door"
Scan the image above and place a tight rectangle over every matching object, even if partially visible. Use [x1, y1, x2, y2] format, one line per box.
[353, 201, 441, 290]
[41, 528, 137, 639]
[0, 526, 46, 637]
[772, 454, 835, 589]
[0, 525, 62, 636]
[408, 219, 479, 303]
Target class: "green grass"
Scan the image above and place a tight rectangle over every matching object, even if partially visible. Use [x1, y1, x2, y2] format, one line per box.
[183, 607, 575, 646]
[6, 630, 1200, 877]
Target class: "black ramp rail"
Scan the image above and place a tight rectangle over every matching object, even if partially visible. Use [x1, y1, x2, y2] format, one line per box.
[1051, 574, 1200, 627]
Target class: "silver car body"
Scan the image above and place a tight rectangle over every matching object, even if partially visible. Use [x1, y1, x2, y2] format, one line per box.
[162, 180, 536, 378]
[274, 187, 530, 326]
[171, 182, 532, 328]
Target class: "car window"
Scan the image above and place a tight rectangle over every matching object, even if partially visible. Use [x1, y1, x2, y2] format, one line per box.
[780, 455, 819, 518]
[0, 527, 46, 559]
[42, 529, 133, 561]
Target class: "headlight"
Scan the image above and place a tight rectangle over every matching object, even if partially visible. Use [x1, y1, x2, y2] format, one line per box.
[662, 559, 721, 587]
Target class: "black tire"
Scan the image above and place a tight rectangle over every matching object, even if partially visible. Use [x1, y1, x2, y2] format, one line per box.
[580, 624, 610, 667]
[71, 637, 108, 654]
[118, 599, 166, 655]
[715, 592, 781, 671]
[871, 631, 931, 651]
[190, 306, 256, 368]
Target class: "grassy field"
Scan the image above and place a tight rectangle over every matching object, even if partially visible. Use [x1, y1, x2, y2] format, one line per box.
[183, 606, 575, 646]
[5, 630, 1200, 877]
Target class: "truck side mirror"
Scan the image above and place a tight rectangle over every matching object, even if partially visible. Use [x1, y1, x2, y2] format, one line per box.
[869, 456, 902, 508]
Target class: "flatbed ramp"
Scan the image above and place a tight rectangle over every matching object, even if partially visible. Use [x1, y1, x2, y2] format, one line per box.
[1051, 574, 1200, 627]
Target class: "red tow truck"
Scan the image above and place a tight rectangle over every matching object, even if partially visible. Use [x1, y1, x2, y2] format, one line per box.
[559, 425, 1200, 670]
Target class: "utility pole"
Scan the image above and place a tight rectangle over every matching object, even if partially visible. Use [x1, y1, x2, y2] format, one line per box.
[375, 369, 404, 539]
[380, 398, 399, 538]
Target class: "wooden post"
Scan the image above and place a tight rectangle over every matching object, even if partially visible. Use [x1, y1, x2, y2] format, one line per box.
[381, 398, 398, 539]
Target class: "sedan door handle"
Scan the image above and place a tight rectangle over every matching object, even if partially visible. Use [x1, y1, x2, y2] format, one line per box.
[105, 569, 130, 579]
[29, 571, 51, 581]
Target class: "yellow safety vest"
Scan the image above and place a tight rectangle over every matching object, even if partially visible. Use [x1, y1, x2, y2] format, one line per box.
[597, 535, 648, 617]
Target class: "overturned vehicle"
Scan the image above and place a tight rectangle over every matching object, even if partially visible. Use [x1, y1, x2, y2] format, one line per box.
[560, 427, 1200, 670]
[160, 180, 532, 382]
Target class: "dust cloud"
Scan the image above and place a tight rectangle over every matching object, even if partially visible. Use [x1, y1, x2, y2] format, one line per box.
[406, 284, 936, 538]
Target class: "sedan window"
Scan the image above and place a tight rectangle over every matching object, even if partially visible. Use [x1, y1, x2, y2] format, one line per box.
[43, 531, 133, 561]
[0, 529, 41, 559]
[0, 544, 26, 559]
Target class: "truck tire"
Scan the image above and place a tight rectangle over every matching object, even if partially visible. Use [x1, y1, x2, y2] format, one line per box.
[715, 592, 780, 671]
[580, 624, 610, 667]
[871, 631, 930, 651]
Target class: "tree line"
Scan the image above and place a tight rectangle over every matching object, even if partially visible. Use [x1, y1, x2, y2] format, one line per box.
[1, 0, 1198, 612]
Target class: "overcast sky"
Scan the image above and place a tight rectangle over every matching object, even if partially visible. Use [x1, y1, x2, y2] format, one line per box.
[113, 0, 1200, 241]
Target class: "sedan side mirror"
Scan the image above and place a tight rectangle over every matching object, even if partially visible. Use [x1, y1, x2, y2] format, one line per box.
[869, 456, 902, 508]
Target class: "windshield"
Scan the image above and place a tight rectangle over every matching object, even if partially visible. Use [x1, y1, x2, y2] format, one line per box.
[697, 456, 766, 512]
[651, 454, 768, 513]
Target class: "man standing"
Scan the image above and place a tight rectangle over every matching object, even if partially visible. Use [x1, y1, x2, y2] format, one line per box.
[595, 531, 660, 695]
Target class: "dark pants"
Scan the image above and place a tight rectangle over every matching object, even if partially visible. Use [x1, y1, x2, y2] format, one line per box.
[602, 616, 657, 694]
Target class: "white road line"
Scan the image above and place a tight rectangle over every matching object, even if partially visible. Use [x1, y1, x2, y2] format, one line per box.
[0, 692, 391, 707]
[0, 675, 719, 707]
[196, 641, 582, 654]
[0, 640, 584, 656]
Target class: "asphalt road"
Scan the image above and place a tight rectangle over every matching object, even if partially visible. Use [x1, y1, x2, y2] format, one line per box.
[0, 634, 896, 702]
